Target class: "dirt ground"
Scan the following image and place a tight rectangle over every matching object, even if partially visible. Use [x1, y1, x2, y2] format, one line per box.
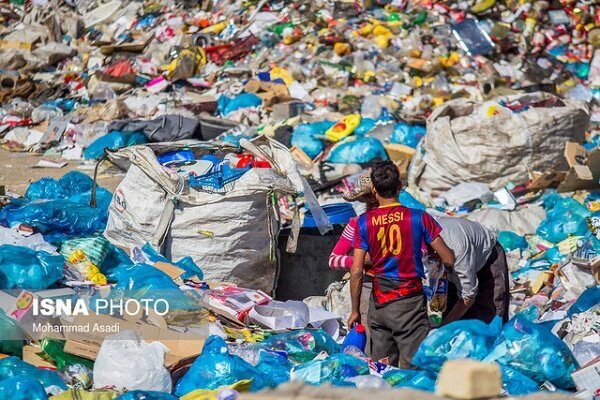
[0, 149, 123, 195]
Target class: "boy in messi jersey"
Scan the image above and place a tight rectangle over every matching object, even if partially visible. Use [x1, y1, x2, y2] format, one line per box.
[349, 161, 455, 368]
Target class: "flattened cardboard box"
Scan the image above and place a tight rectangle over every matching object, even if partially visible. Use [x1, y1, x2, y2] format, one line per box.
[62, 313, 205, 367]
[557, 142, 600, 192]
[23, 345, 56, 369]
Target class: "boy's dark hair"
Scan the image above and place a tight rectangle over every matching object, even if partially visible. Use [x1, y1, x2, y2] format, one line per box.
[370, 161, 401, 198]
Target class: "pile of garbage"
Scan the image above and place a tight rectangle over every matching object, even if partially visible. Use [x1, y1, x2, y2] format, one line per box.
[0, 0, 599, 398]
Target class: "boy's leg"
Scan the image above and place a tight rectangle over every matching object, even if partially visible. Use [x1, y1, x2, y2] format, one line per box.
[368, 297, 399, 365]
[390, 295, 431, 369]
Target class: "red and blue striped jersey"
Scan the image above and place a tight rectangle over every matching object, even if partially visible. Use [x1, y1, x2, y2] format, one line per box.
[354, 203, 442, 306]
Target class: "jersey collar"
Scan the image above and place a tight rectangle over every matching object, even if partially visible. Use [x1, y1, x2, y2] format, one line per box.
[378, 202, 401, 209]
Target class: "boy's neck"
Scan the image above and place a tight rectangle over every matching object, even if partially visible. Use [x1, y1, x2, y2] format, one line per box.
[378, 196, 398, 207]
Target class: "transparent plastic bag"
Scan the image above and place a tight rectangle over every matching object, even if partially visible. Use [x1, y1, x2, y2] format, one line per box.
[290, 353, 369, 386]
[0, 244, 63, 289]
[344, 375, 391, 389]
[485, 316, 578, 389]
[302, 178, 333, 236]
[93, 330, 171, 392]
[115, 391, 178, 400]
[572, 341, 600, 367]
[412, 316, 503, 372]
[175, 336, 271, 397]
[259, 329, 340, 364]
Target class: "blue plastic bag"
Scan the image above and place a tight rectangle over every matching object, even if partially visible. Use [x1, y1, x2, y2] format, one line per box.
[26, 171, 93, 201]
[0, 200, 107, 243]
[254, 350, 293, 387]
[398, 190, 426, 210]
[175, 336, 271, 396]
[537, 196, 591, 243]
[485, 316, 578, 389]
[401, 370, 437, 392]
[101, 243, 134, 281]
[140, 243, 203, 280]
[498, 231, 528, 252]
[259, 329, 340, 364]
[106, 263, 198, 311]
[327, 137, 388, 164]
[291, 121, 333, 159]
[290, 353, 369, 386]
[0, 245, 63, 289]
[382, 369, 419, 387]
[84, 131, 148, 160]
[0, 376, 48, 400]
[412, 316, 503, 372]
[353, 118, 377, 136]
[390, 122, 426, 148]
[218, 93, 262, 116]
[0, 356, 67, 391]
[501, 366, 540, 395]
[382, 369, 436, 392]
[68, 187, 113, 211]
[567, 285, 600, 317]
[115, 391, 178, 400]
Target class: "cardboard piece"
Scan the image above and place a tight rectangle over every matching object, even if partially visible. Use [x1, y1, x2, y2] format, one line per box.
[22, 345, 56, 369]
[528, 170, 568, 191]
[384, 144, 415, 178]
[152, 261, 185, 281]
[557, 142, 600, 192]
[62, 313, 205, 367]
[0, 40, 37, 51]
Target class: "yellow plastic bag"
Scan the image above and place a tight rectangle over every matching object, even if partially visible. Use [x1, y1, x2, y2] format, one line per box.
[181, 380, 251, 400]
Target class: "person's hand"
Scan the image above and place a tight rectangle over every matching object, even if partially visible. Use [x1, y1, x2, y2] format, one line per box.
[347, 311, 361, 328]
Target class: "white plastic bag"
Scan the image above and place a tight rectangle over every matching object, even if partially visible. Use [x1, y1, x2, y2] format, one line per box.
[93, 330, 172, 392]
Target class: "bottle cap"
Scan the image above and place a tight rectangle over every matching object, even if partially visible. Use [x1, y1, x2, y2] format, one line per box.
[355, 324, 366, 333]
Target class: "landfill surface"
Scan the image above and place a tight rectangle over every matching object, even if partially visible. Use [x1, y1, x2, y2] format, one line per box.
[0, 0, 599, 399]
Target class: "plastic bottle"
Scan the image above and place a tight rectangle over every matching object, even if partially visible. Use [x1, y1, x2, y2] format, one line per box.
[430, 272, 448, 313]
[342, 324, 367, 352]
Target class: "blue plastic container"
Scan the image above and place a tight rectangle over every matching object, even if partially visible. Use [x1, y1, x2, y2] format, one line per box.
[342, 324, 367, 352]
[303, 203, 356, 228]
